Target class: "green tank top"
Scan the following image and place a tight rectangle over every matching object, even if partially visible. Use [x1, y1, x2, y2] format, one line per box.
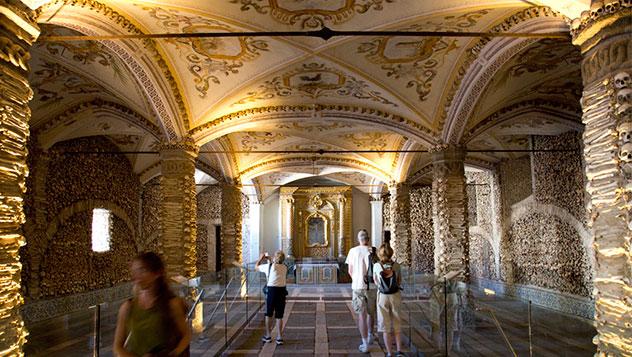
[125, 299, 170, 355]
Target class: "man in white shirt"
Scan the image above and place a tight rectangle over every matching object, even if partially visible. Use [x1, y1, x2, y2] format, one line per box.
[345, 229, 376, 353]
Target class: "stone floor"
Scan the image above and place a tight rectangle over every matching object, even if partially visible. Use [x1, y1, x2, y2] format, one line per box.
[23, 283, 597, 356]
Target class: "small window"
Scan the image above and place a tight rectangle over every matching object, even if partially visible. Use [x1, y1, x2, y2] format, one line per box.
[91, 208, 111, 252]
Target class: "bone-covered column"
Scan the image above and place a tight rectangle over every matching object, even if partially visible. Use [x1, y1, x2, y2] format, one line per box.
[0, 2, 39, 355]
[159, 139, 199, 278]
[221, 182, 243, 267]
[572, 3, 632, 354]
[431, 145, 469, 279]
[389, 182, 411, 264]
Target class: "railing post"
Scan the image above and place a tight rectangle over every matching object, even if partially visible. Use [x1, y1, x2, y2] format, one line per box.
[444, 278, 448, 357]
[528, 300, 533, 357]
[93, 304, 101, 357]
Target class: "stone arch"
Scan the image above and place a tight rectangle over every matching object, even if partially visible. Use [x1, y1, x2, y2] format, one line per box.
[37, 2, 190, 138]
[190, 104, 436, 147]
[239, 156, 394, 184]
[440, 7, 569, 143]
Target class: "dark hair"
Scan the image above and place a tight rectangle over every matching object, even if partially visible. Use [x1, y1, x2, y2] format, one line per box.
[133, 252, 175, 312]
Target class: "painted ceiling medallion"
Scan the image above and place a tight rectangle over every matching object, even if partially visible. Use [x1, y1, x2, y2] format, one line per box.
[240, 131, 288, 152]
[230, 0, 394, 29]
[234, 62, 396, 106]
[358, 10, 489, 102]
[144, 7, 269, 97]
[276, 121, 353, 132]
[341, 132, 388, 156]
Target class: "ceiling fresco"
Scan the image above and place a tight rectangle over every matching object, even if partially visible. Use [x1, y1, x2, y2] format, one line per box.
[30, 0, 585, 193]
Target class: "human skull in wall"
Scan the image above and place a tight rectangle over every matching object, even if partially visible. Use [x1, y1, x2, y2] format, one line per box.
[618, 88, 632, 105]
[617, 104, 632, 119]
[617, 121, 632, 143]
[619, 142, 632, 163]
[614, 72, 631, 89]
[590, 1, 604, 19]
[604, 0, 620, 12]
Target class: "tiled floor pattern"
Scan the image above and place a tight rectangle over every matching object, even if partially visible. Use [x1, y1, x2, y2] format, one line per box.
[223, 297, 389, 357]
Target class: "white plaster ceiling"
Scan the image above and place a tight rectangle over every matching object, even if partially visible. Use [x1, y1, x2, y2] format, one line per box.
[29, 0, 586, 194]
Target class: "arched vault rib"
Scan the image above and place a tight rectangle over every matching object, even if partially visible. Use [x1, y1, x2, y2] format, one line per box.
[39, 0, 191, 138]
[33, 99, 164, 149]
[438, 6, 568, 144]
[190, 104, 436, 147]
[239, 156, 394, 184]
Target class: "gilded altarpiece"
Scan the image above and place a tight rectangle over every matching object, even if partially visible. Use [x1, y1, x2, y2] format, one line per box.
[280, 187, 352, 259]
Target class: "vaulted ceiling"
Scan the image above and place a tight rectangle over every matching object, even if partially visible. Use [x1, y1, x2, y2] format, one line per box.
[28, 0, 588, 199]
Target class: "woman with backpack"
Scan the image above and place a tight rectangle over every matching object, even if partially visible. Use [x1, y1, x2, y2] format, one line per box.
[373, 243, 404, 357]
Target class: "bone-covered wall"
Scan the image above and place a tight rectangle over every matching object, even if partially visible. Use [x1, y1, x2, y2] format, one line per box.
[22, 136, 140, 299]
[499, 132, 592, 297]
[467, 171, 498, 280]
[196, 185, 222, 272]
[141, 176, 161, 253]
[410, 186, 433, 273]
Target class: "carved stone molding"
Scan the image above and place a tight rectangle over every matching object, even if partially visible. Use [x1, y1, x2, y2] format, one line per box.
[189, 104, 436, 146]
[238, 156, 393, 183]
[431, 146, 469, 279]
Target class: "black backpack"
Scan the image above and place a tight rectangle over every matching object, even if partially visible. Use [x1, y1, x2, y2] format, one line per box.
[364, 247, 378, 289]
[378, 262, 399, 294]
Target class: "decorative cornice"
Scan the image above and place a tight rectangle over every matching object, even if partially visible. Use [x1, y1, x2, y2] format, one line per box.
[461, 99, 582, 143]
[190, 104, 436, 145]
[437, 6, 563, 138]
[238, 156, 393, 182]
[159, 137, 199, 154]
[32, 99, 164, 141]
[45, 0, 190, 134]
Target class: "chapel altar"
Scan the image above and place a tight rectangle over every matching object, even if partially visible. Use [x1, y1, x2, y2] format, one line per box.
[279, 186, 352, 283]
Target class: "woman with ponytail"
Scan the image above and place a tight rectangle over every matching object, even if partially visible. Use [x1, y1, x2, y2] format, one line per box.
[113, 252, 190, 357]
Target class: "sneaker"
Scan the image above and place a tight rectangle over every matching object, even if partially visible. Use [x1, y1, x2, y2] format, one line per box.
[385, 354, 392, 357]
[261, 335, 271, 343]
[358, 342, 369, 353]
[275, 338, 284, 345]
[395, 352, 406, 357]
[368, 333, 375, 344]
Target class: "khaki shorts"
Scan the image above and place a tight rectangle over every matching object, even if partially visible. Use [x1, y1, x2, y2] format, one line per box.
[377, 291, 402, 333]
[352, 289, 377, 318]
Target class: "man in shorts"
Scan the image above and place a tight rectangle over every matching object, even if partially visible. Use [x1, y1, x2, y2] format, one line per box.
[345, 229, 377, 353]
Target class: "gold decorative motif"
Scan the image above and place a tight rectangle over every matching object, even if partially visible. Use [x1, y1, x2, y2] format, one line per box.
[240, 131, 288, 152]
[144, 6, 269, 97]
[36, 24, 129, 82]
[309, 194, 324, 209]
[341, 132, 388, 155]
[357, 10, 489, 102]
[234, 62, 396, 106]
[230, 0, 395, 29]
[30, 61, 109, 104]
[505, 39, 581, 78]
[277, 121, 353, 132]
